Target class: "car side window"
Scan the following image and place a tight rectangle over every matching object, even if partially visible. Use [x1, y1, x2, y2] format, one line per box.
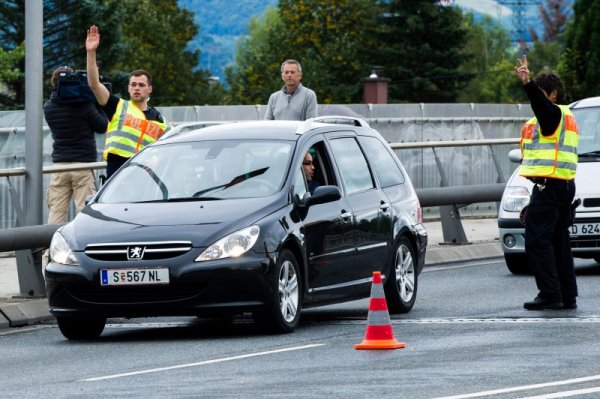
[293, 165, 308, 198]
[359, 136, 405, 187]
[293, 140, 337, 198]
[329, 136, 375, 194]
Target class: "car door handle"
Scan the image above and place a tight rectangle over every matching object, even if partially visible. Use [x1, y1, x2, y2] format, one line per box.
[340, 210, 353, 221]
[379, 202, 390, 212]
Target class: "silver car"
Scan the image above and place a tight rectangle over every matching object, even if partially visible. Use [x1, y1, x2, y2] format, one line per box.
[498, 96, 600, 274]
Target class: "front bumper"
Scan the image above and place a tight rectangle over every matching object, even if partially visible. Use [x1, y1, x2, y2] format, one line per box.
[498, 217, 600, 258]
[45, 254, 274, 318]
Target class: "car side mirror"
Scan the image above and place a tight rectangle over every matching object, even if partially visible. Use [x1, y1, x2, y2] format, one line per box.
[508, 148, 522, 164]
[294, 185, 341, 208]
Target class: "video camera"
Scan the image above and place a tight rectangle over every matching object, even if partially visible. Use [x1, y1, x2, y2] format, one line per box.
[56, 69, 112, 103]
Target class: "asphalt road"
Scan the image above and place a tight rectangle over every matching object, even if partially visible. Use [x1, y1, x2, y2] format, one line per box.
[2, 258, 600, 399]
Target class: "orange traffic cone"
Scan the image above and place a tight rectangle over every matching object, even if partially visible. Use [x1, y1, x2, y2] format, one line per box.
[354, 271, 406, 350]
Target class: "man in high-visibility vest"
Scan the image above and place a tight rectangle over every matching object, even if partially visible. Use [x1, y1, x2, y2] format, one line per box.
[85, 25, 170, 179]
[515, 55, 579, 311]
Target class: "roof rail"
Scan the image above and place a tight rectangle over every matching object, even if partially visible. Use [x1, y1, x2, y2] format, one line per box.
[296, 115, 370, 134]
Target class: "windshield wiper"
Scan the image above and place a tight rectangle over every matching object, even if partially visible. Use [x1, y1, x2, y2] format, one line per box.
[135, 197, 222, 203]
[579, 150, 600, 157]
[192, 166, 269, 198]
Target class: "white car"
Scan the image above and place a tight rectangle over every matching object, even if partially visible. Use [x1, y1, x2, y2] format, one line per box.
[498, 96, 600, 274]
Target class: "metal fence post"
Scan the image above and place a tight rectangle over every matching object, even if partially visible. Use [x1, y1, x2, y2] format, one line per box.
[19, 0, 46, 297]
[431, 147, 469, 245]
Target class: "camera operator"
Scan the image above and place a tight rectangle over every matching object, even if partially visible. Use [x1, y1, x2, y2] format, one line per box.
[43, 66, 108, 225]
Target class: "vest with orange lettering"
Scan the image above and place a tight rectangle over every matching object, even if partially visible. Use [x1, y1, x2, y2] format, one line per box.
[103, 99, 169, 160]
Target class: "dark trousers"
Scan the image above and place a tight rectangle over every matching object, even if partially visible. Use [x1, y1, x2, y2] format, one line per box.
[524, 179, 577, 301]
[106, 153, 129, 180]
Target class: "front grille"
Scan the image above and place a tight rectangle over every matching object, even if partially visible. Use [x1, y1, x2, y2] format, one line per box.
[69, 284, 204, 304]
[571, 237, 600, 249]
[85, 241, 192, 261]
[583, 198, 600, 208]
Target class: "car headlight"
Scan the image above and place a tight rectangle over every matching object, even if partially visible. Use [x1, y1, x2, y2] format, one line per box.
[502, 186, 530, 212]
[196, 225, 260, 262]
[49, 232, 79, 266]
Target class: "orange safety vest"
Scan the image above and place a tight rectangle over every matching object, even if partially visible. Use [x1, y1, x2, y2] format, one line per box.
[519, 104, 578, 180]
[103, 99, 169, 160]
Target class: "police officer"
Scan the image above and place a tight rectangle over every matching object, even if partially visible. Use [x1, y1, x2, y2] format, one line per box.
[86, 25, 170, 179]
[515, 55, 579, 310]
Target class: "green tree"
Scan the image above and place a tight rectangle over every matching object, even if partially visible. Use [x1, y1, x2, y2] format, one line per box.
[0, 1, 26, 108]
[0, 0, 216, 109]
[0, 44, 25, 109]
[227, 1, 378, 105]
[369, 0, 472, 103]
[523, 0, 570, 97]
[225, 7, 285, 105]
[558, 0, 600, 102]
[109, 0, 218, 106]
[277, 0, 378, 104]
[458, 14, 520, 102]
[43, 0, 127, 71]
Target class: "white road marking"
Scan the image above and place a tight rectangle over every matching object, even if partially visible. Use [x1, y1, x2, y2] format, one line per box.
[0, 325, 52, 336]
[104, 317, 600, 329]
[81, 343, 325, 382]
[516, 386, 600, 398]
[424, 259, 502, 272]
[432, 374, 600, 399]
[393, 317, 600, 324]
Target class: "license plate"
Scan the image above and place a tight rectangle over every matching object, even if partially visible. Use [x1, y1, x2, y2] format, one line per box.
[569, 223, 600, 236]
[100, 268, 170, 286]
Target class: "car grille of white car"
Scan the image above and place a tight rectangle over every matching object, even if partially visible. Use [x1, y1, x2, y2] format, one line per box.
[84, 241, 193, 261]
[583, 198, 600, 208]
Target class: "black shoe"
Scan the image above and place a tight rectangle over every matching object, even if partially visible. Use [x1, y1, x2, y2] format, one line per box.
[523, 296, 563, 310]
[563, 299, 577, 309]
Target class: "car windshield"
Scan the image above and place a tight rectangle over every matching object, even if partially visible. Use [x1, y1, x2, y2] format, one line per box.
[572, 107, 600, 157]
[98, 139, 293, 203]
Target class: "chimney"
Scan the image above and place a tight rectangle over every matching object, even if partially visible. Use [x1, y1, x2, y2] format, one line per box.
[363, 68, 390, 104]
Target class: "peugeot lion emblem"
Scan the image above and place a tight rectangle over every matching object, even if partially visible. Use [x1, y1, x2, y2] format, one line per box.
[127, 246, 145, 261]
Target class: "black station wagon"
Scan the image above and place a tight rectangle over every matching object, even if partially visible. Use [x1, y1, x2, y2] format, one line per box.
[45, 116, 428, 339]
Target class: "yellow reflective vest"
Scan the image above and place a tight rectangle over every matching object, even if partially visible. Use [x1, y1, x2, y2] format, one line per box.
[519, 104, 578, 180]
[103, 99, 169, 160]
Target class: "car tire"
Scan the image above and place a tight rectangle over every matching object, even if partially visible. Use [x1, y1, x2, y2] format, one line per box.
[504, 253, 532, 275]
[384, 236, 417, 314]
[56, 316, 106, 340]
[253, 249, 302, 334]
